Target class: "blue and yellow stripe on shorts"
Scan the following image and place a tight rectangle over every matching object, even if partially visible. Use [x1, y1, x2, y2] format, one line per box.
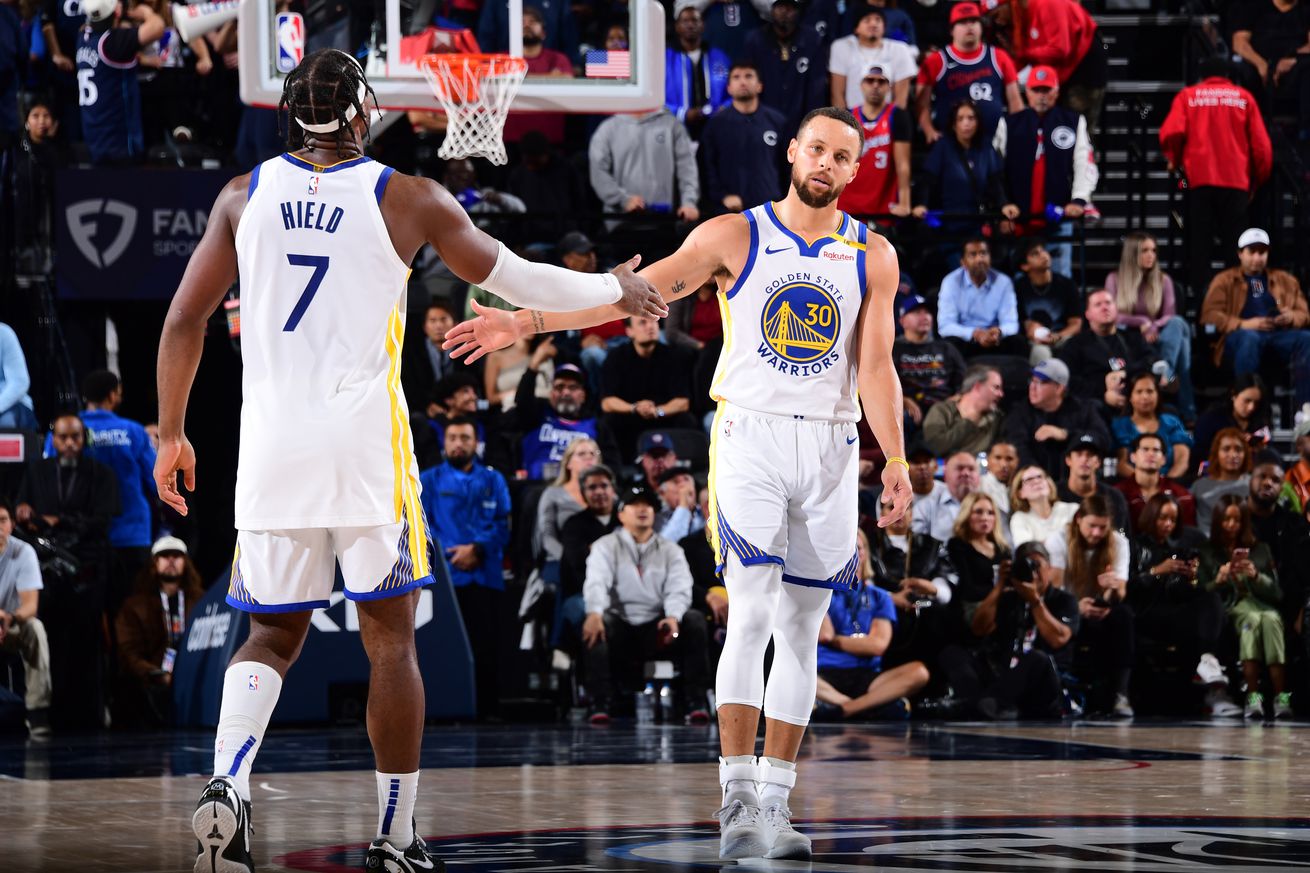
[226, 542, 259, 607]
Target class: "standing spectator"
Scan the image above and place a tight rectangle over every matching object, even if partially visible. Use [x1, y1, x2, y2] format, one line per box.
[699, 61, 787, 216]
[915, 451, 984, 545]
[988, 0, 1106, 130]
[994, 65, 1098, 278]
[1057, 289, 1157, 419]
[134, 0, 214, 150]
[1008, 465, 1077, 547]
[1247, 454, 1310, 626]
[501, 8, 574, 145]
[1197, 494, 1290, 720]
[828, 8, 917, 110]
[742, 0, 829, 136]
[893, 294, 967, 430]
[76, 0, 164, 164]
[933, 238, 1025, 358]
[581, 486, 710, 723]
[1057, 433, 1130, 533]
[980, 441, 1019, 515]
[944, 490, 1010, 605]
[852, 0, 916, 49]
[589, 109, 700, 225]
[599, 317, 697, 459]
[1013, 240, 1082, 364]
[0, 0, 21, 150]
[837, 64, 912, 222]
[665, 5, 732, 138]
[512, 362, 618, 481]
[420, 419, 512, 718]
[1106, 232, 1195, 423]
[0, 322, 36, 430]
[1110, 371, 1192, 480]
[0, 500, 51, 737]
[1113, 432, 1197, 535]
[1003, 359, 1111, 479]
[1191, 428, 1253, 526]
[113, 535, 201, 727]
[40, 0, 86, 143]
[690, 0, 768, 63]
[1200, 228, 1310, 409]
[913, 104, 1020, 241]
[505, 132, 589, 243]
[1192, 375, 1270, 480]
[1045, 494, 1133, 717]
[557, 464, 620, 646]
[920, 363, 1005, 458]
[478, 0, 578, 62]
[1159, 59, 1272, 295]
[535, 438, 603, 575]
[915, 2, 1022, 143]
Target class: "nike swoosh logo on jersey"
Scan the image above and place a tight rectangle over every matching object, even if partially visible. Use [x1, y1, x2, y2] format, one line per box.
[764, 244, 791, 254]
[846, 436, 858, 445]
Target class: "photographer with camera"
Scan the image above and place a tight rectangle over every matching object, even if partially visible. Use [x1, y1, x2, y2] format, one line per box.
[938, 541, 1079, 719]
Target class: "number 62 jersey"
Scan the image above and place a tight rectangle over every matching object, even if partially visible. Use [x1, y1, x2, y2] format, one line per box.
[232, 153, 422, 532]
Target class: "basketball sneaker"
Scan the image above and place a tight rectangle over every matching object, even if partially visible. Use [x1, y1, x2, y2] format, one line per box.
[1245, 692, 1266, 720]
[1274, 692, 1293, 720]
[761, 804, 812, 860]
[364, 831, 444, 872]
[192, 776, 254, 873]
[717, 799, 767, 859]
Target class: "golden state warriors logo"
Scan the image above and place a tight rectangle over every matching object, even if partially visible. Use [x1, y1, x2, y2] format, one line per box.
[760, 282, 841, 365]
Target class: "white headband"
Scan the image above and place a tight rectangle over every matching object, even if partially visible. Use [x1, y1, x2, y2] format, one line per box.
[294, 52, 368, 134]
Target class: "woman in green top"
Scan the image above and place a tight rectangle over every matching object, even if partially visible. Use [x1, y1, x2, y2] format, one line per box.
[1196, 494, 1290, 720]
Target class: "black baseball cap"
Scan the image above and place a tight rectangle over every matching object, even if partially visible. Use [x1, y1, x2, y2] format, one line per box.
[657, 466, 693, 486]
[553, 363, 587, 385]
[557, 231, 596, 256]
[1065, 431, 1105, 457]
[619, 486, 660, 510]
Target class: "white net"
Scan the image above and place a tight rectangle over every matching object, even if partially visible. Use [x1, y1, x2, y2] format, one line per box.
[420, 54, 528, 166]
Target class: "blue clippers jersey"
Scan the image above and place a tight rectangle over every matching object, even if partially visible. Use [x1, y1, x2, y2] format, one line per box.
[76, 25, 143, 163]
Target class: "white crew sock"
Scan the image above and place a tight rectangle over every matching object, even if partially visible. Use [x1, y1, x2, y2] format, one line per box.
[758, 757, 796, 809]
[376, 771, 420, 848]
[211, 661, 284, 802]
[719, 755, 759, 807]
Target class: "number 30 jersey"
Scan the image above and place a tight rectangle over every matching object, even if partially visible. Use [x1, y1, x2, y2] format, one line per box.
[232, 154, 421, 530]
[709, 202, 869, 422]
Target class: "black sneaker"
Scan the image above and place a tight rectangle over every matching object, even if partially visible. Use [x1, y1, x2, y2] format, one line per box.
[365, 832, 444, 872]
[192, 776, 254, 873]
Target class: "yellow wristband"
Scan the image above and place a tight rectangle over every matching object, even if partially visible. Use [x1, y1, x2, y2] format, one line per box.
[885, 456, 910, 470]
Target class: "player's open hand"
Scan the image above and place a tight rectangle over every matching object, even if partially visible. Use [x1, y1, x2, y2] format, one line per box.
[443, 300, 523, 364]
[155, 435, 196, 516]
[612, 255, 669, 319]
[877, 460, 912, 528]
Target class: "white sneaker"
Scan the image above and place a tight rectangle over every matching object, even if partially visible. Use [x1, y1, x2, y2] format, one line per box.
[1194, 653, 1225, 686]
[1206, 687, 1242, 718]
[1112, 694, 1134, 719]
[717, 800, 767, 860]
[761, 804, 812, 860]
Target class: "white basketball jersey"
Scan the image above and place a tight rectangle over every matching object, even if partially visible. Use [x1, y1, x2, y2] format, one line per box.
[710, 202, 869, 422]
[232, 153, 421, 530]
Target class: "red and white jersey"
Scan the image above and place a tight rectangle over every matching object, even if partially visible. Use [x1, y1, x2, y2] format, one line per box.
[838, 104, 902, 217]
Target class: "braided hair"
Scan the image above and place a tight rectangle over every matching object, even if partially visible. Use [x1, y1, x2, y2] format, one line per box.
[279, 48, 378, 156]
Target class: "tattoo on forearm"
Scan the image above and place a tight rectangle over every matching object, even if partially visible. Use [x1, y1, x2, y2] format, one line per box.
[671, 280, 686, 296]
[531, 310, 546, 333]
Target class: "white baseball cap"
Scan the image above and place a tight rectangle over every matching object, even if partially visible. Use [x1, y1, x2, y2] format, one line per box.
[152, 536, 189, 556]
[1238, 228, 1270, 250]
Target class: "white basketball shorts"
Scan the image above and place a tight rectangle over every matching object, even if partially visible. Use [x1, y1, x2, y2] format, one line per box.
[707, 402, 860, 590]
[226, 504, 433, 613]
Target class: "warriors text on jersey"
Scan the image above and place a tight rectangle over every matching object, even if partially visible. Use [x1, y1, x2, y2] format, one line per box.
[232, 154, 421, 531]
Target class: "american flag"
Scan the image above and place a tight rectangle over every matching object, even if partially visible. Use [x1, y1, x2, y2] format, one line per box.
[585, 50, 630, 78]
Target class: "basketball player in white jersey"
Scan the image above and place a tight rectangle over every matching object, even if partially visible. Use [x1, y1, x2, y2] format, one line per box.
[443, 106, 912, 861]
[154, 49, 663, 873]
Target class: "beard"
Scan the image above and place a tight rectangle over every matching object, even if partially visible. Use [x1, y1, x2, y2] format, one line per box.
[555, 399, 583, 418]
[522, 33, 543, 46]
[791, 168, 842, 208]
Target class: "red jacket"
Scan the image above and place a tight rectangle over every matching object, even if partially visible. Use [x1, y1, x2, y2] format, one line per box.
[1008, 0, 1098, 84]
[1159, 77, 1272, 192]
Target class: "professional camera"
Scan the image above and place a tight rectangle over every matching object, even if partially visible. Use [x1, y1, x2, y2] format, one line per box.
[1010, 554, 1039, 585]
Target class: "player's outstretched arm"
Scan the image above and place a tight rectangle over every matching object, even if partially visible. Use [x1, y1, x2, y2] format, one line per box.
[855, 234, 911, 527]
[443, 214, 743, 364]
[155, 175, 245, 515]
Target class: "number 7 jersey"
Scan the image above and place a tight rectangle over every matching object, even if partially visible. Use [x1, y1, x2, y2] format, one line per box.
[232, 153, 421, 530]
[710, 202, 870, 422]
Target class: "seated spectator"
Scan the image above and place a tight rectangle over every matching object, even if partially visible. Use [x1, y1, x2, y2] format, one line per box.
[1009, 465, 1077, 547]
[868, 509, 956, 669]
[828, 8, 917, 111]
[1197, 495, 1291, 720]
[1045, 494, 1133, 717]
[914, 3, 1022, 143]
[838, 64, 913, 224]
[486, 334, 554, 412]
[1191, 428, 1253, 527]
[665, 5, 732, 139]
[914, 451, 983, 544]
[600, 317, 697, 460]
[1111, 371, 1192, 480]
[634, 431, 680, 491]
[443, 159, 528, 226]
[582, 487, 710, 724]
[557, 464, 621, 646]
[1200, 228, 1310, 409]
[907, 444, 946, 510]
[678, 484, 727, 633]
[1106, 232, 1196, 423]
[743, 0, 829, 136]
[113, 536, 202, 728]
[813, 530, 931, 721]
[1057, 289, 1157, 420]
[980, 441, 1018, 515]
[512, 362, 618, 481]
[1013, 240, 1082, 364]
[656, 467, 704, 542]
[427, 374, 488, 459]
[420, 419, 512, 719]
[699, 61, 787, 218]
[1003, 359, 1110, 479]
[921, 364, 1005, 457]
[940, 541, 1077, 719]
[1057, 432, 1130, 533]
[945, 491, 1010, 605]
[1114, 433, 1197, 535]
[1126, 493, 1234, 717]
[988, 0, 1106, 129]
[1284, 419, 1310, 513]
[1231, 0, 1309, 141]
[912, 106, 1020, 241]
[0, 323, 37, 431]
[932, 239, 1026, 359]
[535, 438, 603, 576]
[1191, 374, 1270, 480]
[0, 500, 50, 737]
[403, 298, 480, 418]
[893, 295, 967, 431]
[665, 279, 724, 352]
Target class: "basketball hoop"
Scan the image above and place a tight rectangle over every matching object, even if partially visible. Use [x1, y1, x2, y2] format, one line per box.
[419, 53, 528, 166]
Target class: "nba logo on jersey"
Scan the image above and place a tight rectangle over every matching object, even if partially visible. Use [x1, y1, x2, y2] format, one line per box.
[248, 674, 259, 691]
[276, 12, 305, 73]
[308, 175, 320, 195]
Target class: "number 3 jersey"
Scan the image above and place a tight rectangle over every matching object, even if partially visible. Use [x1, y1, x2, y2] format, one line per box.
[232, 154, 421, 530]
[709, 202, 869, 423]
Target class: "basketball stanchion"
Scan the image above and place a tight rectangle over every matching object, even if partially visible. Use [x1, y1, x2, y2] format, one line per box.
[419, 53, 528, 166]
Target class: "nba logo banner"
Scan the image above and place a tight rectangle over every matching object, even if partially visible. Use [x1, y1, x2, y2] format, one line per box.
[276, 12, 305, 74]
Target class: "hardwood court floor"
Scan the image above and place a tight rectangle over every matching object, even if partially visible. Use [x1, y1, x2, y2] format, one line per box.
[3, 721, 1309, 872]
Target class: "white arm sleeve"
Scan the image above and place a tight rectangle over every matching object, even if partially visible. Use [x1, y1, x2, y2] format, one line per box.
[479, 241, 623, 312]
